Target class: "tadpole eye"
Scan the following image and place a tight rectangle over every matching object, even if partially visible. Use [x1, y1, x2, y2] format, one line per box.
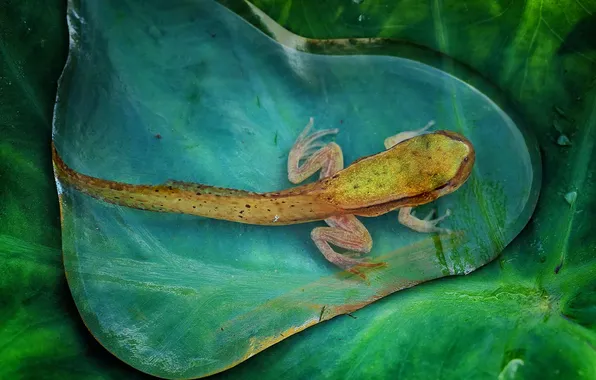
[463, 157, 469, 162]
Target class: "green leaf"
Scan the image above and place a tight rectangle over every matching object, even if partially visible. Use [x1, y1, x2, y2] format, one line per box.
[2, 0, 596, 379]
[0, 1, 141, 379]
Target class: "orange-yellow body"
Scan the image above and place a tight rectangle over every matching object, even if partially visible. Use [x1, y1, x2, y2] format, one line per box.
[52, 131, 473, 225]
[52, 118, 474, 269]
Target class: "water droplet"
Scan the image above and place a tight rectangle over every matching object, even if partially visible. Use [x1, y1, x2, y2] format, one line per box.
[564, 191, 577, 206]
[557, 134, 571, 146]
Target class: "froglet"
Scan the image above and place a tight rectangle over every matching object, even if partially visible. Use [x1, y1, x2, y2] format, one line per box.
[52, 118, 475, 270]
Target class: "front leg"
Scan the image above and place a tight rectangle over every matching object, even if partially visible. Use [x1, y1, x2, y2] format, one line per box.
[398, 207, 451, 234]
[288, 117, 378, 270]
[384, 120, 435, 149]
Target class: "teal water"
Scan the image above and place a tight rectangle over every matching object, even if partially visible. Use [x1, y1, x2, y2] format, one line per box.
[53, 0, 541, 378]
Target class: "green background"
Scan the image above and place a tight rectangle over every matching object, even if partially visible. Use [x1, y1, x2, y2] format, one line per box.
[2, 0, 595, 379]
[52, 0, 541, 377]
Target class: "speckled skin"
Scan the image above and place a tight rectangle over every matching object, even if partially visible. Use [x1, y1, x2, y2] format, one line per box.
[323, 131, 474, 214]
[51, 130, 474, 226]
[52, 121, 474, 270]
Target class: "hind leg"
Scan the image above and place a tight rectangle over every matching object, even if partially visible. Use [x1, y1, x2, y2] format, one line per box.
[288, 117, 378, 269]
[288, 117, 343, 182]
[310, 215, 380, 269]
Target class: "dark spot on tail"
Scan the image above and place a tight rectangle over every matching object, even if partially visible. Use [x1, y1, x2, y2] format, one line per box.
[245, 204, 251, 208]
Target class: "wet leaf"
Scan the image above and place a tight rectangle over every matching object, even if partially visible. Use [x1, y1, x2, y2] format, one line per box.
[52, 0, 541, 377]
